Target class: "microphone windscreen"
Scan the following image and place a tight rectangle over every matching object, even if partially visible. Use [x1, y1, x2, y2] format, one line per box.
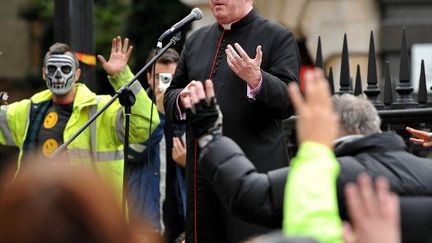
[192, 8, 203, 20]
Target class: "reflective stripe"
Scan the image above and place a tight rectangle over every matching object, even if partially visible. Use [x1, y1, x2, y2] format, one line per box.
[0, 106, 15, 145]
[115, 108, 125, 143]
[130, 80, 142, 95]
[68, 149, 124, 161]
[89, 97, 101, 161]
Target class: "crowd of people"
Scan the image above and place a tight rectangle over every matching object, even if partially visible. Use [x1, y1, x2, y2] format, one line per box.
[0, 0, 431, 243]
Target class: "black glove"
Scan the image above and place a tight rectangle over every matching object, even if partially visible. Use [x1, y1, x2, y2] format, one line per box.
[186, 97, 222, 147]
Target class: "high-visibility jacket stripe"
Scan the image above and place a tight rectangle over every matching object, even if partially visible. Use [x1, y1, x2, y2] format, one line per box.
[0, 107, 15, 145]
[68, 149, 124, 161]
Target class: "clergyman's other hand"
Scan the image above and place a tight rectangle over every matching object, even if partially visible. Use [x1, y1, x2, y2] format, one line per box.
[226, 43, 262, 89]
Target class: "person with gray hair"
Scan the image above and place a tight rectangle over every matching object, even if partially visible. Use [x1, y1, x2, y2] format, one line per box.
[332, 94, 381, 137]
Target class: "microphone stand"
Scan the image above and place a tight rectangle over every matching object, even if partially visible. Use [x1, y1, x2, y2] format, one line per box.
[50, 33, 182, 214]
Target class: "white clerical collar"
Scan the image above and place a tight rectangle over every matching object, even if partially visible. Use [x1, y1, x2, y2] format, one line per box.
[221, 6, 253, 30]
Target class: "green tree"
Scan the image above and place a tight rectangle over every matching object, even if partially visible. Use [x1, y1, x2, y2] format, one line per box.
[19, 0, 128, 92]
[125, 0, 191, 73]
[18, 0, 191, 92]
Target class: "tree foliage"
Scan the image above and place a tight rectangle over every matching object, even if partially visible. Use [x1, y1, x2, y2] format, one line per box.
[17, 0, 191, 91]
[125, 0, 191, 71]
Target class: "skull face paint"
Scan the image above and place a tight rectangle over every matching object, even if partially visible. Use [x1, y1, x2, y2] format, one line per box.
[44, 54, 77, 96]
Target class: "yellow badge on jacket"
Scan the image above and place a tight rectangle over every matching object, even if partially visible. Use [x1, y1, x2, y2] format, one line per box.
[42, 138, 58, 156]
[44, 111, 58, 129]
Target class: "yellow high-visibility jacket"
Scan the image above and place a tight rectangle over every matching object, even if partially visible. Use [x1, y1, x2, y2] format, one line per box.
[283, 142, 343, 243]
[0, 66, 159, 200]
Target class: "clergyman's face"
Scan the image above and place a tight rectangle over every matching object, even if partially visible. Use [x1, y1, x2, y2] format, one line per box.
[208, 0, 251, 24]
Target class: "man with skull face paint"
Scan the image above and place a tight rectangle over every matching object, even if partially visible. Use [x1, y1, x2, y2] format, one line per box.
[0, 36, 160, 201]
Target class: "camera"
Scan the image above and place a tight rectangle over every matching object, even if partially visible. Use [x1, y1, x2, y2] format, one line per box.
[158, 73, 173, 91]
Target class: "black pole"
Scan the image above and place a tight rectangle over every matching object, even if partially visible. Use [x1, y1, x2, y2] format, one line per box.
[118, 89, 135, 215]
[54, 0, 97, 92]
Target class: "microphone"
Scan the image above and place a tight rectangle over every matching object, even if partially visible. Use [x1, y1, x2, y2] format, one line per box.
[157, 8, 203, 48]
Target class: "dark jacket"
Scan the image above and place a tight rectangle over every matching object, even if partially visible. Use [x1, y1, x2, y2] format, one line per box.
[127, 90, 187, 242]
[200, 132, 432, 243]
[164, 9, 300, 243]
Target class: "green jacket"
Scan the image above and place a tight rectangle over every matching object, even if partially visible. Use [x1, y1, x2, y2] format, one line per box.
[283, 142, 343, 243]
[0, 66, 159, 200]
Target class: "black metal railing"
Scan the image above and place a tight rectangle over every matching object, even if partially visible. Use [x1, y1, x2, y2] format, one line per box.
[284, 29, 432, 157]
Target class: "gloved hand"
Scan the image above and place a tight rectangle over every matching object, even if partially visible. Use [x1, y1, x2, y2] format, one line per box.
[181, 80, 222, 147]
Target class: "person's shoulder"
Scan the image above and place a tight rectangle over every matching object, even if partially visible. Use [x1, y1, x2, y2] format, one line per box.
[255, 14, 294, 37]
[30, 89, 52, 103]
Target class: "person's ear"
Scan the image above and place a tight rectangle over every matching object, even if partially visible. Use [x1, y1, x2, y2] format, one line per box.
[42, 67, 46, 80]
[147, 71, 152, 85]
[75, 68, 81, 81]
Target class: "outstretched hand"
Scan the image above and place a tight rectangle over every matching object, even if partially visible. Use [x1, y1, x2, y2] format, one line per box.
[405, 127, 432, 147]
[97, 36, 133, 76]
[181, 80, 222, 147]
[288, 69, 338, 148]
[343, 174, 400, 243]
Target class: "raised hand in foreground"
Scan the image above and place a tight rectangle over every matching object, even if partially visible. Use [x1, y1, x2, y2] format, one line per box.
[344, 174, 400, 243]
[288, 68, 338, 148]
[180, 80, 222, 147]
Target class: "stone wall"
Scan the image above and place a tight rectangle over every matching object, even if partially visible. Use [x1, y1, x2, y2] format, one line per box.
[0, 0, 30, 80]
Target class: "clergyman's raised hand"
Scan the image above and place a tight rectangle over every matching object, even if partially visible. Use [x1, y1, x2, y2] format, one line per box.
[226, 43, 262, 89]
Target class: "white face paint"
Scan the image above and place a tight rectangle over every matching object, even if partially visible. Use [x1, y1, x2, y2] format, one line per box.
[44, 54, 77, 96]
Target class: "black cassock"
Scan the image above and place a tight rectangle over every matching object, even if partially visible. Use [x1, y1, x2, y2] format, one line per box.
[164, 9, 300, 243]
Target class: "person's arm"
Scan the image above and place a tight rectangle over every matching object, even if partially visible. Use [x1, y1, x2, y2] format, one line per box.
[283, 142, 342, 243]
[256, 30, 300, 119]
[0, 99, 30, 147]
[200, 135, 287, 227]
[107, 66, 159, 144]
[98, 36, 160, 144]
[283, 69, 342, 243]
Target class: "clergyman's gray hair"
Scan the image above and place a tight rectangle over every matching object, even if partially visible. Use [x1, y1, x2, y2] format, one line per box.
[332, 94, 381, 135]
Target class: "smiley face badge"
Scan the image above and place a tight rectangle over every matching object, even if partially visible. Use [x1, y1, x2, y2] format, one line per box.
[42, 138, 59, 157]
[44, 111, 58, 129]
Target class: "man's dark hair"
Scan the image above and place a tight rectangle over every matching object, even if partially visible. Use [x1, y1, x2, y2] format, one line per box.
[146, 48, 180, 75]
[43, 42, 80, 68]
